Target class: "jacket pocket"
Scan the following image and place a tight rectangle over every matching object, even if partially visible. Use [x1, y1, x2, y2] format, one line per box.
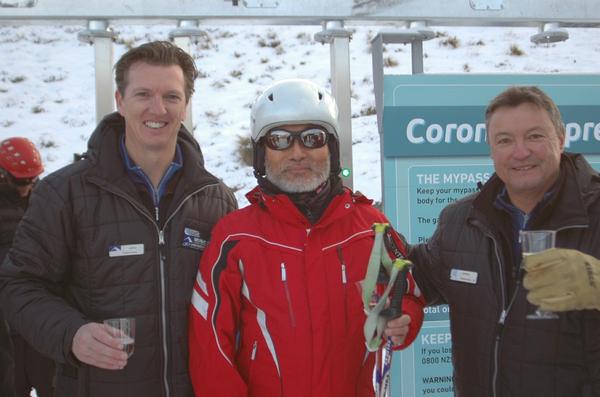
[280, 262, 296, 328]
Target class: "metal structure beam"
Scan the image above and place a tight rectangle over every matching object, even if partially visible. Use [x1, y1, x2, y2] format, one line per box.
[77, 20, 116, 123]
[371, 27, 434, 210]
[2, 0, 600, 26]
[371, 28, 434, 134]
[169, 19, 203, 134]
[315, 20, 354, 189]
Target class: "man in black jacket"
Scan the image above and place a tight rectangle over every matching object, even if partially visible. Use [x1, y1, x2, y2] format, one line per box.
[410, 86, 600, 397]
[0, 41, 237, 396]
[0, 137, 54, 397]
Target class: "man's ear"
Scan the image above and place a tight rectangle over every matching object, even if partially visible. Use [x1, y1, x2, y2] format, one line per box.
[558, 132, 565, 152]
[115, 90, 124, 116]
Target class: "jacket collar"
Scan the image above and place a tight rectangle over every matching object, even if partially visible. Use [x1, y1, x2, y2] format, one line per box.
[83, 112, 219, 206]
[246, 185, 369, 229]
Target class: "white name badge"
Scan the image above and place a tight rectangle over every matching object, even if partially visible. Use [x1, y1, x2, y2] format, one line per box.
[109, 244, 145, 257]
[450, 268, 478, 284]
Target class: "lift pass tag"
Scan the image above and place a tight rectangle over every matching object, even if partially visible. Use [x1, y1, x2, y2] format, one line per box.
[109, 244, 144, 257]
[450, 268, 478, 284]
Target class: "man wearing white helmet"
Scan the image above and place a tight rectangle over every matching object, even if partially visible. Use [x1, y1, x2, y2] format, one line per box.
[0, 137, 54, 397]
[188, 79, 424, 396]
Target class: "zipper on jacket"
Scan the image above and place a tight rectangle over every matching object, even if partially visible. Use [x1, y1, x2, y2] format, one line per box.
[154, 206, 171, 397]
[157, 233, 170, 397]
[91, 181, 222, 397]
[336, 247, 349, 329]
[488, 233, 506, 397]
[488, 232, 522, 397]
[155, 184, 223, 397]
[281, 263, 296, 328]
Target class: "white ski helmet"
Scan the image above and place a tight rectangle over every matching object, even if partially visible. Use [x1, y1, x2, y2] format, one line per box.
[250, 79, 341, 177]
[251, 78, 340, 142]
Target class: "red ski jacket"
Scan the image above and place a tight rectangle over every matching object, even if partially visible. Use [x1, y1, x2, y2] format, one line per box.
[189, 186, 424, 397]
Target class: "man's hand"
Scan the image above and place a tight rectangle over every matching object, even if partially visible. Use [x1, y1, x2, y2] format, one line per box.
[384, 314, 411, 346]
[523, 248, 600, 311]
[72, 323, 129, 370]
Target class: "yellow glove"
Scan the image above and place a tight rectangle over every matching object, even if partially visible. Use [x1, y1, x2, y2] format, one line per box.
[522, 248, 600, 311]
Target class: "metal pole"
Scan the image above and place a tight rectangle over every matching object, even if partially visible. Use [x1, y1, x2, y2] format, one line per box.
[315, 20, 354, 190]
[371, 24, 434, 210]
[78, 20, 116, 123]
[169, 19, 201, 134]
[371, 33, 385, 135]
[93, 37, 114, 121]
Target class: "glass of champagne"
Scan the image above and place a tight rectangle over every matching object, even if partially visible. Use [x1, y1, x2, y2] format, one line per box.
[519, 230, 559, 320]
[104, 317, 135, 358]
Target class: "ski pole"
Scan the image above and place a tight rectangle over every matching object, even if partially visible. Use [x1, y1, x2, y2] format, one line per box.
[378, 260, 411, 397]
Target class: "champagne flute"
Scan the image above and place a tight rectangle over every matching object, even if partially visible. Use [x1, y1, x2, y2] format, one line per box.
[104, 317, 136, 357]
[519, 230, 559, 320]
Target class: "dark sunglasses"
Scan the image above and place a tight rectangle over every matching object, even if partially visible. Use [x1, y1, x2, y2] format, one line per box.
[8, 174, 38, 186]
[264, 128, 329, 151]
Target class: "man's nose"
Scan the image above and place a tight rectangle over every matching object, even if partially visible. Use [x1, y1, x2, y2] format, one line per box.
[149, 95, 167, 114]
[513, 139, 532, 159]
[288, 138, 307, 159]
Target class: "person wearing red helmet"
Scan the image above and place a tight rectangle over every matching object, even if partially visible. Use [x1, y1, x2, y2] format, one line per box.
[0, 137, 54, 397]
[0, 137, 43, 199]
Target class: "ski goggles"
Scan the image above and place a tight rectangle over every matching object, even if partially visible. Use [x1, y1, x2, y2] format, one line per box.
[264, 127, 329, 151]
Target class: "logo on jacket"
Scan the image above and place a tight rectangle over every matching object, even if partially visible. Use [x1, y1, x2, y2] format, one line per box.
[182, 227, 208, 251]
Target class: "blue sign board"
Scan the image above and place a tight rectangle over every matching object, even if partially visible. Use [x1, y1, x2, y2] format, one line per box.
[382, 74, 600, 397]
[382, 75, 600, 157]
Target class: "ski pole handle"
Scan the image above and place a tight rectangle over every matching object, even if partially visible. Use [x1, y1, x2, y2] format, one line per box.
[380, 263, 411, 320]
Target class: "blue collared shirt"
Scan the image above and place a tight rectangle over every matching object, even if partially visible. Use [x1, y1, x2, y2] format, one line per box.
[119, 134, 183, 208]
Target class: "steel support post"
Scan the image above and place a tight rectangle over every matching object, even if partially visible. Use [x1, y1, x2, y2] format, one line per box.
[169, 19, 203, 135]
[78, 20, 116, 123]
[315, 20, 354, 189]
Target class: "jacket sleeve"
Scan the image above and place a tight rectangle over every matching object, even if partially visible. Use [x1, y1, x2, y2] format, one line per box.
[189, 221, 247, 397]
[0, 177, 88, 365]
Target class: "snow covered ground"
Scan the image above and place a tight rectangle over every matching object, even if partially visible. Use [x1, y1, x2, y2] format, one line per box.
[0, 21, 599, 397]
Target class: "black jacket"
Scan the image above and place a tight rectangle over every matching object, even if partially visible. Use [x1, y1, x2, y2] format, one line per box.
[0, 113, 237, 397]
[0, 184, 20, 397]
[0, 184, 27, 261]
[410, 153, 600, 397]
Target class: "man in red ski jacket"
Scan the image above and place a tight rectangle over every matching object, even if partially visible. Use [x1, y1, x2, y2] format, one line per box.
[188, 79, 424, 396]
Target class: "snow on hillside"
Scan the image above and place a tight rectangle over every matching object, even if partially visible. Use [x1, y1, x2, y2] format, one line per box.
[1, 23, 599, 206]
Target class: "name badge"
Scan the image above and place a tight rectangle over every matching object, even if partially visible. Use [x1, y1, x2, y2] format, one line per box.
[109, 244, 145, 257]
[450, 268, 478, 284]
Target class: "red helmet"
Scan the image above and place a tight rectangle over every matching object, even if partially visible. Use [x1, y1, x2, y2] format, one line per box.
[0, 137, 44, 179]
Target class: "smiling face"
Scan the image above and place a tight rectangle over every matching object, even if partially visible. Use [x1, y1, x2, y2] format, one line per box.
[488, 102, 565, 212]
[115, 62, 187, 162]
[265, 123, 330, 193]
